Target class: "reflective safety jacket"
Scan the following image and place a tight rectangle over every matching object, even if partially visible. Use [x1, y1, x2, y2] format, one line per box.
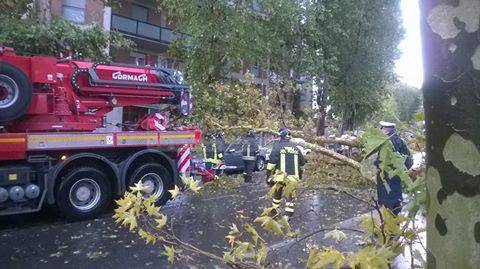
[202, 141, 217, 164]
[242, 136, 258, 161]
[266, 138, 305, 178]
[215, 138, 226, 159]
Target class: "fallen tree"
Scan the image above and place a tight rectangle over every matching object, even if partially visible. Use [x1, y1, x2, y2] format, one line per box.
[212, 123, 361, 167]
[212, 123, 424, 182]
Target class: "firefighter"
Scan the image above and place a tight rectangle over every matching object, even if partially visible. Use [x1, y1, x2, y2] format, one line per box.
[265, 128, 305, 219]
[214, 130, 226, 161]
[376, 121, 413, 215]
[242, 128, 258, 183]
[201, 132, 217, 170]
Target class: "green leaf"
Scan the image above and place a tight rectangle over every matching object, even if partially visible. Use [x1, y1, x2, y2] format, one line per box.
[307, 247, 345, 269]
[130, 182, 147, 193]
[244, 223, 262, 245]
[162, 245, 175, 264]
[256, 242, 267, 265]
[188, 179, 203, 193]
[155, 214, 168, 229]
[168, 185, 181, 199]
[360, 128, 390, 159]
[229, 223, 240, 235]
[347, 246, 395, 269]
[443, 133, 480, 176]
[324, 229, 347, 242]
[254, 216, 283, 236]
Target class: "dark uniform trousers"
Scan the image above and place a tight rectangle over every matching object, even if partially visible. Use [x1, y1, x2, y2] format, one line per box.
[266, 138, 305, 218]
[242, 136, 258, 183]
[243, 160, 256, 182]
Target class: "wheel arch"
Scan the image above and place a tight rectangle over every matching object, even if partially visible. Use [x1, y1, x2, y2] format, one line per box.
[47, 153, 120, 204]
[120, 149, 178, 194]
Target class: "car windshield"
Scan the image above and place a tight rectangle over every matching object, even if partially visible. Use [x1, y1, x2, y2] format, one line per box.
[226, 139, 243, 151]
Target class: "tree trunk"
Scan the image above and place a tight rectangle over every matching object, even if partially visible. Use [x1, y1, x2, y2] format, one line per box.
[316, 87, 327, 136]
[420, 0, 480, 268]
[341, 105, 355, 133]
[34, 0, 51, 22]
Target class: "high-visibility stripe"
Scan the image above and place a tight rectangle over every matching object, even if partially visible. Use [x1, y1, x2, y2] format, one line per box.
[294, 154, 299, 177]
[272, 203, 280, 208]
[266, 163, 276, 170]
[0, 138, 25, 143]
[117, 135, 157, 140]
[212, 144, 217, 162]
[285, 208, 294, 212]
[273, 198, 282, 203]
[161, 134, 195, 139]
[280, 153, 285, 172]
[29, 135, 106, 142]
[202, 144, 207, 159]
[286, 202, 295, 207]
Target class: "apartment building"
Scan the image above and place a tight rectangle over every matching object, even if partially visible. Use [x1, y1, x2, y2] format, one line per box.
[51, 0, 178, 68]
[48, 0, 284, 127]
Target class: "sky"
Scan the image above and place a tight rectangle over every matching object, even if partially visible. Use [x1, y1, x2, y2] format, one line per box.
[395, 0, 423, 88]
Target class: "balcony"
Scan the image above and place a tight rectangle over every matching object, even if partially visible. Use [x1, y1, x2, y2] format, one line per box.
[111, 14, 187, 44]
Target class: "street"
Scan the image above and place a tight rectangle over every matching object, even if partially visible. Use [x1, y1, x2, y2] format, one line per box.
[0, 172, 372, 269]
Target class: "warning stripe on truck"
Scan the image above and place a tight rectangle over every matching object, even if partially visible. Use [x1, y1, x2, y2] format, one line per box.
[116, 132, 158, 146]
[0, 134, 27, 161]
[0, 138, 26, 143]
[24, 130, 201, 151]
[159, 133, 196, 145]
[28, 134, 114, 149]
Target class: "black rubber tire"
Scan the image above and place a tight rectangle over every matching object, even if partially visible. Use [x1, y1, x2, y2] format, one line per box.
[128, 163, 174, 206]
[0, 62, 33, 121]
[255, 157, 265, 171]
[56, 167, 112, 221]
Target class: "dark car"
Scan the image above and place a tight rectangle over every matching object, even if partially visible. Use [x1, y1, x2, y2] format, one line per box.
[222, 139, 266, 173]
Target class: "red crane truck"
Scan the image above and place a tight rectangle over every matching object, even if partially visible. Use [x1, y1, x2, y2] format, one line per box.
[0, 46, 201, 220]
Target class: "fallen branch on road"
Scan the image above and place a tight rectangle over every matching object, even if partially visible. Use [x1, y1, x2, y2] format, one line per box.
[212, 123, 363, 170]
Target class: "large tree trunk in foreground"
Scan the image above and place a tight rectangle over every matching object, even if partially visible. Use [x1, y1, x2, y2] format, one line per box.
[420, 0, 480, 268]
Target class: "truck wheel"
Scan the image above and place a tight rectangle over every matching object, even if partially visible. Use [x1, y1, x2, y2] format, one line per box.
[0, 62, 33, 121]
[129, 163, 173, 205]
[56, 167, 112, 221]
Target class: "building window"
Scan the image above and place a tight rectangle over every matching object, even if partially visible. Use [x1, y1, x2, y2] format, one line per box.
[129, 52, 147, 66]
[131, 4, 149, 22]
[63, 0, 86, 23]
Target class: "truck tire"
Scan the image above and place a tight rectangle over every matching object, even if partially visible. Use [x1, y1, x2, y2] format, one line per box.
[128, 163, 173, 205]
[56, 167, 112, 221]
[0, 62, 32, 121]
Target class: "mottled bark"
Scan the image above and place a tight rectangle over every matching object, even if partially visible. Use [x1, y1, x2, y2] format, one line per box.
[34, 0, 51, 21]
[420, 0, 480, 268]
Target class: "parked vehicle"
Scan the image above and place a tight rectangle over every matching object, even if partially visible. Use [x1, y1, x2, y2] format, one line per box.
[222, 139, 266, 173]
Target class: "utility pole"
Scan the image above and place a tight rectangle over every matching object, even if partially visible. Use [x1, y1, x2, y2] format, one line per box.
[420, 0, 480, 268]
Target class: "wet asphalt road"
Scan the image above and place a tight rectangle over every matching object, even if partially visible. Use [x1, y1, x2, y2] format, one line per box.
[0, 172, 372, 269]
